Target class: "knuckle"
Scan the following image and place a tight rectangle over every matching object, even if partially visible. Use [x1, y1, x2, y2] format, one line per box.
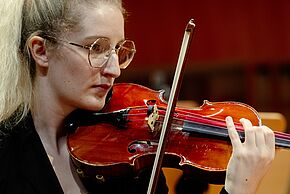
[245, 127, 255, 134]
[259, 151, 268, 160]
[258, 149, 275, 162]
[235, 149, 253, 160]
[264, 126, 274, 136]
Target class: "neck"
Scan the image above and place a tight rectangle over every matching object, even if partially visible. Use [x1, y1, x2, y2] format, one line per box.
[32, 80, 75, 152]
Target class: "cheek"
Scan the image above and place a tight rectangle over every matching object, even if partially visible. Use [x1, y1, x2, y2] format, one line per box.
[48, 52, 91, 95]
[47, 49, 105, 111]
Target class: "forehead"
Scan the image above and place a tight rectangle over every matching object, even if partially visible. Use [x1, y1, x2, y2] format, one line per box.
[68, 3, 125, 44]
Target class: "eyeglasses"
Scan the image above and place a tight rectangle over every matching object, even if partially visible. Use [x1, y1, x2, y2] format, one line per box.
[45, 36, 136, 69]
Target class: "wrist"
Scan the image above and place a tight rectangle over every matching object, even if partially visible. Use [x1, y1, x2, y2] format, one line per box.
[225, 179, 256, 194]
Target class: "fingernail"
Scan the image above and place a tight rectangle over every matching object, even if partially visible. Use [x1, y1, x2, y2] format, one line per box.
[226, 116, 232, 122]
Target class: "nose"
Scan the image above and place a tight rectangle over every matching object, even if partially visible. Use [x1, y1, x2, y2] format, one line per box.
[101, 50, 121, 78]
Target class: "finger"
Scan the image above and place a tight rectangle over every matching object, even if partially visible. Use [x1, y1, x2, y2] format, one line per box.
[253, 126, 266, 149]
[263, 125, 275, 153]
[240, 118, 255, 147]
[226, 116, 242, 149]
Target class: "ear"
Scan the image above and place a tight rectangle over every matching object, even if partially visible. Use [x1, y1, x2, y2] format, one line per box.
[28, 36, 49, 67]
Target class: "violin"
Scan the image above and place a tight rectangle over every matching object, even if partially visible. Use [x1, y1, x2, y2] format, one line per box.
[66, 83, 290, 184]
[66, 19, 290, 194]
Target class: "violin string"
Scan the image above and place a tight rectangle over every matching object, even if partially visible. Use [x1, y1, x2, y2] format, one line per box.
[125, 106, 290, 141]
[125, 108, 247, 135]
[128, 107, 290, 141]
[155, 117, 230, 138]
[163, 117, 290, 147]
[128, 105, 226, 123]
[122, 109, 228, 137]
[158, 114, 290, 142]
[121, 109, 290, 147]
[153, 119, 290, 147]
[272, 130, 290, 140]
[127, 106, 230, 127]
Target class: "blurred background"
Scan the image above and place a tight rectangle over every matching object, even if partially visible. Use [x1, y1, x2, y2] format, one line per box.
[117, 0, 290, 193]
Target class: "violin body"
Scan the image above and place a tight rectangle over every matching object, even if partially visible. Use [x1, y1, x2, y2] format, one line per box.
[66, 83, 263, 184]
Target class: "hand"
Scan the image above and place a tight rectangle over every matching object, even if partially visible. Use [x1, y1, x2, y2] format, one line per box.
[224, 116, 275, 194]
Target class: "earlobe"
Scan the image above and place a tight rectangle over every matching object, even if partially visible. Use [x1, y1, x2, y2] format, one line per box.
[28, 36, 49, 67]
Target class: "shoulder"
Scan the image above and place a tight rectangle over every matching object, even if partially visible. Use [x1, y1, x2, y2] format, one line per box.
[0, 113, 36, 170]
[0, 117, 21, 191]
[0, 119, 17, 153]
[0, 113, 36, 190]
[0, 112, 36, 153]
[0, 115, 28, 161]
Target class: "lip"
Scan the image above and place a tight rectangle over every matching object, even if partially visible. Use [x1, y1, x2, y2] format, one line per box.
[92, 83, 112, 91]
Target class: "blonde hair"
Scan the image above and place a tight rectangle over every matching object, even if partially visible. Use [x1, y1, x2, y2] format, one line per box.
[0, 0, 123, 124]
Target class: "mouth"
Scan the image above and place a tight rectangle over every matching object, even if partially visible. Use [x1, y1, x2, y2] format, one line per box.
[92, 83, 112, 93]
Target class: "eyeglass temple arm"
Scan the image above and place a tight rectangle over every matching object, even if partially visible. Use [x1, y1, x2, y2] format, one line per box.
[68, 42, 90, 49]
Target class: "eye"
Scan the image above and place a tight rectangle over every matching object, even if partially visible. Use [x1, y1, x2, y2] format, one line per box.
[115, 42, 121, 50]
[91, 38, 111, 54]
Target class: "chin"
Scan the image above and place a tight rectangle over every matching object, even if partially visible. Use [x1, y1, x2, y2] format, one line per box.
[83, 99, 106, 112]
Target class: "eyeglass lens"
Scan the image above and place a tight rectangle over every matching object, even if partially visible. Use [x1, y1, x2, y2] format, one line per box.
[89, 38, 136, 69]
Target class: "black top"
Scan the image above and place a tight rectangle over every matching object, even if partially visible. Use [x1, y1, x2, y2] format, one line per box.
[0, 113, 169, 194]
[0, 113, 228, 194]
[0, 114, 63, 194]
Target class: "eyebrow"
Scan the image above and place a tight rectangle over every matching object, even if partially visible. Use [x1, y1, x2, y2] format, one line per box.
[83, 36, 106, 41]
[81, 36, 106, 45]
[83, 36, 125, 44]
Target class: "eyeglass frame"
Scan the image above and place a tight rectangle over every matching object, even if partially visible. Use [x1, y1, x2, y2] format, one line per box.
[43, 35, 136, 69]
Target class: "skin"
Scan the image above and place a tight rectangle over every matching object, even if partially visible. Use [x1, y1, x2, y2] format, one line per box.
[225, 116, 275, 194]
[29, 3, 123, 193]
[28, 2, 275, 194]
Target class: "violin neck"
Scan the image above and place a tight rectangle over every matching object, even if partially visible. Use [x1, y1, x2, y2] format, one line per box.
[272, 131, 290, 149]
[182, 121, 290, 149]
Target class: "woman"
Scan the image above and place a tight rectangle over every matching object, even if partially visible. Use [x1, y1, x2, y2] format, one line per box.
[0, 0, 275, 194]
